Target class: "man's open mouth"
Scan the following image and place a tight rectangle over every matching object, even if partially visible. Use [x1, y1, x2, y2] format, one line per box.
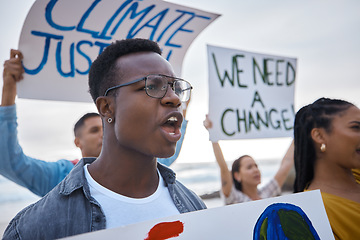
[159, 112, 183, 142]
[162, 116, 181, 135]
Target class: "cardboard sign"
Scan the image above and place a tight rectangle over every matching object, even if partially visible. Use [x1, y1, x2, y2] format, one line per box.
[64, 190, 334, 239]
[207, 45, 296, 141]
[18, 0, 219, 102]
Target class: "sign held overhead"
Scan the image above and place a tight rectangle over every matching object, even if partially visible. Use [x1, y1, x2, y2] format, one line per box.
[207, 45, 297, 141]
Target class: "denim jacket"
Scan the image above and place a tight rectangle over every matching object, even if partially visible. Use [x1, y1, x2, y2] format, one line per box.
[3, 158, 206, 240]
[0, 105, 187, 196]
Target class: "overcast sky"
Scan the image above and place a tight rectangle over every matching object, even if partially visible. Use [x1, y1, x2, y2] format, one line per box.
[1, 0, 359, 164]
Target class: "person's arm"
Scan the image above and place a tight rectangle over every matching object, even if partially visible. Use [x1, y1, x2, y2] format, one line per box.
[204, 114, 233, 197]
[212, 142, 233, 197]
[1, 49, 23, 106]
[273, 140, 294, 187]
[0, 49, 74, 196]
[0, 95, 75, 197]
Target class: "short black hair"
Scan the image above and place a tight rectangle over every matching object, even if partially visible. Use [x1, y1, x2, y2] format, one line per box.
[88, 38, 162, 102]
[293, 97, 354, 192]
[74, 112, 100, 137]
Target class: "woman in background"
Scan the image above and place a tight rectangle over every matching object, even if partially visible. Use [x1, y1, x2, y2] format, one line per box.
[203, 115, 294, 205]
[293, 97, 360, 240]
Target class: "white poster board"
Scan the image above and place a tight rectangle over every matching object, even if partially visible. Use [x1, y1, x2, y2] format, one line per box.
[64, 190, 334, 239]
[18, 0, 219, 102]
[207, 45, 296, 141]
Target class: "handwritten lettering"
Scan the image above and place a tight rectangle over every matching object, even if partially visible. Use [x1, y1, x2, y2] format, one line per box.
[212, 52, 295, 89]
[208, 46, 296, 140]
[24, 0, 212, 77]
[212, 53, 247, 88]
[251, 91, 265, 108]
[253, 57, 296, 86]
[220, 104, 295, 136]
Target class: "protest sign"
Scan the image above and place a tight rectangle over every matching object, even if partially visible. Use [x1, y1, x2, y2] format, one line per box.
[207, 45, 296, 141]
[64, 190, 334, 240]
[18, 0, 219, 102]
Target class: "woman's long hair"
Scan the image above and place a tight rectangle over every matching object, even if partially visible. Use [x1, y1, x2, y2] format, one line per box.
[231, 155, 251, 191]
[293, 98, 354, 192]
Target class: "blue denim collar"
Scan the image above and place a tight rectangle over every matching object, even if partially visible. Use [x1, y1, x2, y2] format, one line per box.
[59, 157, 95, 196]
[158, 162, 176, 185]
[58, 158, 177, 196]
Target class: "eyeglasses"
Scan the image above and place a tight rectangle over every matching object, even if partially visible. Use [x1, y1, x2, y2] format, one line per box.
[103, 74, 193, 102]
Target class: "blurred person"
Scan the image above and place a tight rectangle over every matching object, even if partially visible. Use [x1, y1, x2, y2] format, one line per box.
[0, 49, 188, 197]
[293, 97, 360, 240]
[203, 114, 294, 204]
[3, 38, 206, 239]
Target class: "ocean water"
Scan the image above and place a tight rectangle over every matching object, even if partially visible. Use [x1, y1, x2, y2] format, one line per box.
[0, 160, 280, 235]
[172, 160, 278, 197]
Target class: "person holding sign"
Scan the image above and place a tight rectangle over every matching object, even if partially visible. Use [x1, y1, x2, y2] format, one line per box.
[0, 49, 189, 197]
[293, 98, 360, 240]
[203, 114, 294, 204]
[3, 39, 206, 239]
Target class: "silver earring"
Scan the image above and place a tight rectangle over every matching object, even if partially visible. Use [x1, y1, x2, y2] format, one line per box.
[320, 143, 326, 152]
[107, 118, 113, 124]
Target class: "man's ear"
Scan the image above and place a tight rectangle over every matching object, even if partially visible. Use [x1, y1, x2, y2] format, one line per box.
[310, 128, 326, 145]
[74, 137, 81, 148]
[96, 96, 114, 119]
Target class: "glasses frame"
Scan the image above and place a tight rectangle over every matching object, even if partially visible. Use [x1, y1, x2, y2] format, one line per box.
[103, 74, 193, 102]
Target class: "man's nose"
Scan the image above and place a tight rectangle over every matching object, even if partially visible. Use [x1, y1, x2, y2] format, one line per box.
[161, 84, 181, 108]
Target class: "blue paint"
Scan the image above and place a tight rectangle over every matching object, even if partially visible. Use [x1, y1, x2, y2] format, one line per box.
[97, 0, 133, 40]
[23, 31, 63, 75]
[56, 41, 75, 77]
[128, 8, 169, 40]
[113, 3, 156, 38]
[156, 10, 210, 46]
[165, 49, 172, 61]
[45, 0, 75, 31]
[253, 203, 320, 240]
[75, 41, 93, 75]
[28, 0, 215, 78]
[76, 0, 102, 38]
[23, 31, 111, 76]
[163, 10, 210, 48]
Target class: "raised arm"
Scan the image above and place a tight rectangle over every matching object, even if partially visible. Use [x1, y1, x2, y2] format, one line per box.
[1, 49, 24, 106]
[203, 114, 233, 197]
[273, 140, 294, 187]
[0, 49, 74, 196]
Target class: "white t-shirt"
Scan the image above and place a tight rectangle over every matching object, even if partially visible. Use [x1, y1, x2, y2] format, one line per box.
[84, 165, 180, 229]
